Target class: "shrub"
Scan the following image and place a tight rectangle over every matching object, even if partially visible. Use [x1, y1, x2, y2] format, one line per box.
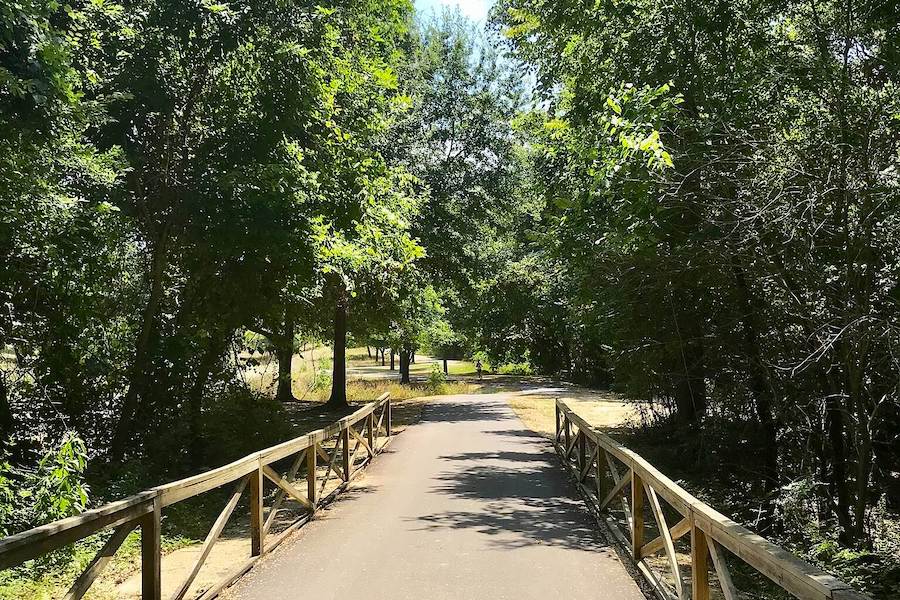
[498, 362, 533, 376]
[201, 388, 294, 462]
[426, 365, 448, 394]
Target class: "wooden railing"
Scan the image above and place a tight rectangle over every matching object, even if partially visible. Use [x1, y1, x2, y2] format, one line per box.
[554, 399, 870, 600]
[0, 393, 393, 600]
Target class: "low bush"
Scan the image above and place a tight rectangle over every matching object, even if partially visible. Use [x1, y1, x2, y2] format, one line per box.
[426, 365, 448, 393]
[498, 362, 533, 376]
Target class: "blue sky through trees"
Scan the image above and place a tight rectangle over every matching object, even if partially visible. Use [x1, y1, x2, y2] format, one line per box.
[414, 0, 492, 21]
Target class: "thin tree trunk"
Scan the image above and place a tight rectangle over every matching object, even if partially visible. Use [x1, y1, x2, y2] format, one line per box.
[0, 374, 11, 452]
[275, 313, 296, 403]
[381, 348, 385, 366]
[443, 357, 448, 375]
[110, 227, 169, 461]
[390, 350, 395, 371]
[327, 293, 348, 409]
[732, 262, 779, 492]
[673, 341, 706, 426]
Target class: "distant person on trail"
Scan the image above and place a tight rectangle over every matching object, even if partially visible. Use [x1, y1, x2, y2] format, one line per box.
[476, 359, 483, 380]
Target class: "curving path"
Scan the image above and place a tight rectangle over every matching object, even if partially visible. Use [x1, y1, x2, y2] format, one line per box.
[225, 393, 647, 600]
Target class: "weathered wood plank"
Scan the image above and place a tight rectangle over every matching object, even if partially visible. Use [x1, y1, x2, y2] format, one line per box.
[262, 465, 313, 510]
[366, 413, 375, 458]
[0, 491, 156, 570]
[351, 423, 373, 459]
[249, 465, 264, 558]
[556, 399, 871, 600]
[171, 476, 248, 600]
[599, 468, 632, 510]
[632, 471, 644, 559]
[141, 496, 161, 600]
[263, 449, 308, 535]
[692, 524, 710, 600]
[307, 443, 318, 509]
[63, 520, 137, 600]
[341, 428, 352, 482]
[645, 483, 684, 599]
[641, 516, 691, 558]
[706, 537, 737, 600]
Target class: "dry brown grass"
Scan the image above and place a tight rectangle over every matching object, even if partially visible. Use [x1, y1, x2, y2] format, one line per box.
[506, 385, 643, 439]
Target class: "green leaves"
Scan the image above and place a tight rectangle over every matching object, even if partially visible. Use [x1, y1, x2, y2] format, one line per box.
[606, 96, 622, 115]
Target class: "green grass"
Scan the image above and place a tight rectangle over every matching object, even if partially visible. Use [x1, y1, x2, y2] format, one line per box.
[0, 530, 196, 600]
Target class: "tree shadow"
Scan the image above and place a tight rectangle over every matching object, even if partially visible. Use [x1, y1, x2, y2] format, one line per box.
[422, 398, 517, 424]
[414, 448, 612, 552]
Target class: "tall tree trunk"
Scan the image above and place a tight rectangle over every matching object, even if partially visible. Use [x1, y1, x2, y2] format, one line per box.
[443, 357, 448, 375]
[110, 227, 169, 461]
[381, 348, 385, 366]
[399, 347, 410, 384]
[390, 350, 395, 371]
[367, 346, 371, 358]
[275, 313, 296, 403]
[327, 293, 348, 409]
[826, 391, 855, 544]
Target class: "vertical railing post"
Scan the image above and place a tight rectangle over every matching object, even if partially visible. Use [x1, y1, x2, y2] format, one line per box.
[366, 412, 374, 457]
[341, 427, 351, 481]
[307, 444, 318, 510]
[250, 463, 264, 557]
[596, 446, 607, 500]
[554, 402, 561, 451]
[631, 471, 644, 559]
[141, 494, 161, 600]
[691, 523, 710, 600]
[563, 415, 571, 458]
[577, 433, 586, 478]
[385, 399, 392, 437]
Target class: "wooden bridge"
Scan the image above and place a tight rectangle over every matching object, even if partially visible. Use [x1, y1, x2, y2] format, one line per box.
[0, 392, 870, 600]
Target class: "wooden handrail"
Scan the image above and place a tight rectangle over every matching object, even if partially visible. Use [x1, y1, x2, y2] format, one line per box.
[554, 399, 870, 600]
[0, 393, 393, 600]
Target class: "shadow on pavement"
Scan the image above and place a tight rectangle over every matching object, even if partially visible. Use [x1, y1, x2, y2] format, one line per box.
[417, 451, 609, 551]
[422, 398, 516, 424]
[412, 393, 611, 552]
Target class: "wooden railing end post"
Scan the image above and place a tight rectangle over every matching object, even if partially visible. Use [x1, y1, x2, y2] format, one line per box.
[140, 494, 162, 600]
[631, 470, 644, 559]
[307, 443, 318, 510]
[691, 522, 711, 600]
[249, 462, 264, 557]
[341, 427, 351, 481]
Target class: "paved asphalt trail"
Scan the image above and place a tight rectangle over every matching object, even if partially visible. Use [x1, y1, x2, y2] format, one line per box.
[226, 393, 647, 600]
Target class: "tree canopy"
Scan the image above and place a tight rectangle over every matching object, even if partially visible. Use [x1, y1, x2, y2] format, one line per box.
[1, 1, 898, 593]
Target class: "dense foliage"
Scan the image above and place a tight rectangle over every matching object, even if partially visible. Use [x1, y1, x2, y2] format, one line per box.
[488, 0, 900, 568]
[1, 0, 898, 594]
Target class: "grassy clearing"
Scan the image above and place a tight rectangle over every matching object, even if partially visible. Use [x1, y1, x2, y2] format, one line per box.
[243, 346, 481, 401]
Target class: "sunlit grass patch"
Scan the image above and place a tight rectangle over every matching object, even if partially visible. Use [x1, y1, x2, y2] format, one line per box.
[506, 389, 640, 439]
